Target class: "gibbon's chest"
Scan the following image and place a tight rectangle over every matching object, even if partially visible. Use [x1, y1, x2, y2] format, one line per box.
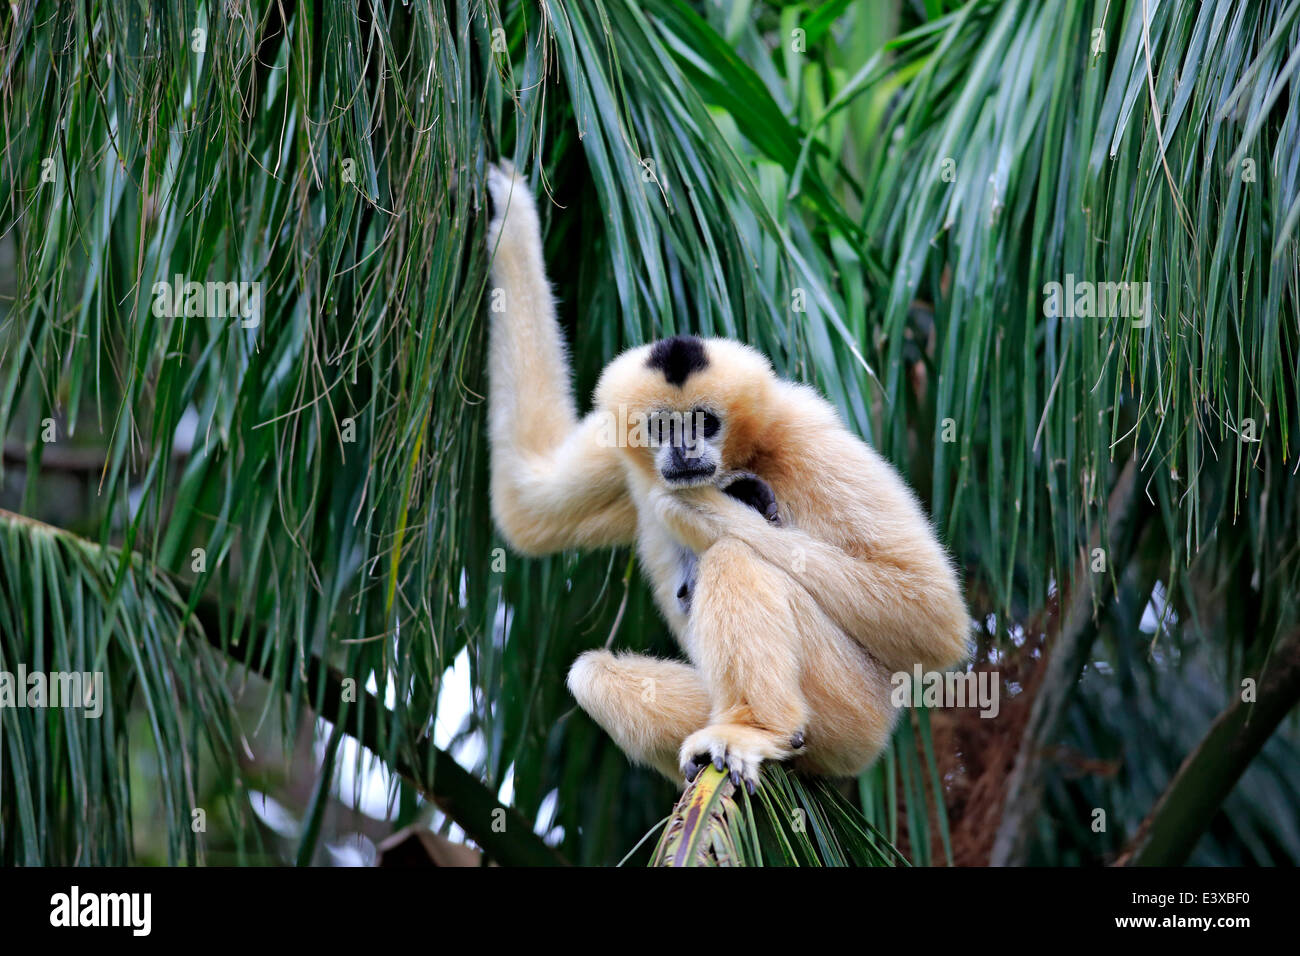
[634, 513, 696, 644]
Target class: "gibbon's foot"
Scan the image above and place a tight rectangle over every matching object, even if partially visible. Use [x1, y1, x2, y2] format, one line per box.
[679, 723, 795, 794]
[720, 472, 781, 526]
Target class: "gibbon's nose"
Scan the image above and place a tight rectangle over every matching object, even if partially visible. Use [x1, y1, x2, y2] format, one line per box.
[663, 444, 716, 482]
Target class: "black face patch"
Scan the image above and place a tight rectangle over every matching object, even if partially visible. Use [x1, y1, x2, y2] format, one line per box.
[646, 335, 708, 387]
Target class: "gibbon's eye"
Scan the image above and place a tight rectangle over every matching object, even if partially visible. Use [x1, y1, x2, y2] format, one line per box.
[693, 408, 721, 439]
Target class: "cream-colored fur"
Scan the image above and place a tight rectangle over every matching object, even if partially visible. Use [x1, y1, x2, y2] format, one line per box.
[486, 162, 971, 788]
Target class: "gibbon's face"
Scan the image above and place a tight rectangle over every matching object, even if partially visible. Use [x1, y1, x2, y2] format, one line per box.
[594, 335, 775, 488]
[649, 402, 723, 486]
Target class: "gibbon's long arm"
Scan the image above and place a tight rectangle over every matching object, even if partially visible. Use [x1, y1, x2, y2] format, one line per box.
[486, 163, 637, 555]
[652, 486, 969, 674]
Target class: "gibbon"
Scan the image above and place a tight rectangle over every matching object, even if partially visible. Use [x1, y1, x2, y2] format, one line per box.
[485, 161, 971, 791]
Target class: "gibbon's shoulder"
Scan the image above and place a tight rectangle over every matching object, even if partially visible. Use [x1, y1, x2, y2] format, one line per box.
[767, 377, 932, 518]
[768, 377, 840, 428]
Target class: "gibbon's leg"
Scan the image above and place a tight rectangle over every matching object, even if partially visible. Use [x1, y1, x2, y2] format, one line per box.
[567, 650, 711, 781]
[783, 584, 900, 778]
[486, 162, 637, 555]
[678, 538, 809, 791]
[653, 484, 969, 674]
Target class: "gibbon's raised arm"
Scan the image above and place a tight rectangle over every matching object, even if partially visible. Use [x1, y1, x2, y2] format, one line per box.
[485, 163, 636, 555]
[651, 485, 970, 675]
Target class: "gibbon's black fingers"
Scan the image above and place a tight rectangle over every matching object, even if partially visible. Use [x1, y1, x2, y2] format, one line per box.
[745, 778, 757, 796]
[790, 730, 805, 750]
[721, 472, 782, 526]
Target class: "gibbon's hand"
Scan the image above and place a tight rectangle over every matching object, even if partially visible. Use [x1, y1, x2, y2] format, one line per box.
[651, 481, 774, 554]
[485, 160, 539, 257]
[719, 471, 781, 526]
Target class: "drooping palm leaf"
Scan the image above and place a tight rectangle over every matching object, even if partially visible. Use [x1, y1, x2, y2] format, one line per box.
[0, 509, 240, 864]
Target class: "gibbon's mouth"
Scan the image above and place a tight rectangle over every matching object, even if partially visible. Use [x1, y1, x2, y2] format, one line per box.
[661, 463, 717, 486]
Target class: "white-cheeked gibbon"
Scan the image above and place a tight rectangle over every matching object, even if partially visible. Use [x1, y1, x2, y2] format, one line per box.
[485, 161, 971, 792]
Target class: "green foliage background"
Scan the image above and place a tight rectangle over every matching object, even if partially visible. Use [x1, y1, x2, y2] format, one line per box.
[0, 0, 1297, 865]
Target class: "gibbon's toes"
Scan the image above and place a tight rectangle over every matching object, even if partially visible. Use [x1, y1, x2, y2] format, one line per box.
[680, 724, 790, 793]
[723, 749, 763, 794]
[682, 756, 708, 784]
[680, 752, 713, 783]
[790, 730, 805, 750]
[679, 728, 727, 782]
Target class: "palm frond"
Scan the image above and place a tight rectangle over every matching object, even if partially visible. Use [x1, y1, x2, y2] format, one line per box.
[0, 509, 240, 864]
[647, 765, 908, 867]
[2, 0, 1298, 866]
